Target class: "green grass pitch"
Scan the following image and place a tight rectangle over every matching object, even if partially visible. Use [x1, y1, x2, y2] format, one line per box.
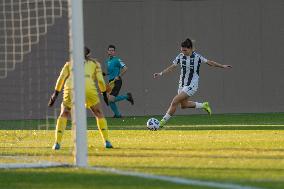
[0, 113, 284, 189]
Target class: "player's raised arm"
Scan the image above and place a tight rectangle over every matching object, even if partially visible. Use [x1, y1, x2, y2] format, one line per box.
[153, 64, 177, 78]
[206, 60, 232, 69]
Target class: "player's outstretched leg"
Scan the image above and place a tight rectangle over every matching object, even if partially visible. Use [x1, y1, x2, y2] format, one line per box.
[160, 92, 187, 128]
[203, 102, 212, 115]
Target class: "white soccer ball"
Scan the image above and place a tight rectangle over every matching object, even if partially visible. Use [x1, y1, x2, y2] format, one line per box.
[146, 118, 160, 130]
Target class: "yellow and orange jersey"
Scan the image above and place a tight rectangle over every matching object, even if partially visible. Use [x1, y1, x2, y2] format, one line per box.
[54, 59, 106, 93]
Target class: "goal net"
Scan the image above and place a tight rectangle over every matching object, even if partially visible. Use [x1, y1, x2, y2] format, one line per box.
[0, 0, 87, 168]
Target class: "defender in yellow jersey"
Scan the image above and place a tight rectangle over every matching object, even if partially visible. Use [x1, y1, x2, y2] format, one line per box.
[48, 47, 113, 150]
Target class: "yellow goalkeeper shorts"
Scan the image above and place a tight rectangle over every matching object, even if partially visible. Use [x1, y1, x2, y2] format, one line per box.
[62, 89, 100, 109]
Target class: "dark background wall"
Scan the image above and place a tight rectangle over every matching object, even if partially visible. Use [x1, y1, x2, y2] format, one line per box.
[0, 0, 283, 120]
[85, 0, 284, 116]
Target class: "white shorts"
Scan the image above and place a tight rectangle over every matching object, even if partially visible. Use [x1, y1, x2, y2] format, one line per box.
[178, 84, 198, 97]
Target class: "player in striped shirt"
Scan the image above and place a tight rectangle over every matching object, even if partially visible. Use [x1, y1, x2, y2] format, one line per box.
[48, 47, 113, 150]
[154, 38, 232, 127]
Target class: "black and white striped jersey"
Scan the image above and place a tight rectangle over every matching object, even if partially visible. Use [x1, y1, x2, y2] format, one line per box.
[173, 51, 208, 88]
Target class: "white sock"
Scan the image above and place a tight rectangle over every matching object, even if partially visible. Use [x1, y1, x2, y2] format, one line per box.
[195, 102, 203, 109]
[162, 113, 171, 122]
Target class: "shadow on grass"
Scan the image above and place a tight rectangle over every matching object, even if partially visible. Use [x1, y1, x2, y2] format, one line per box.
[1, 113, 284, 130]
[0, 168, 190, 189]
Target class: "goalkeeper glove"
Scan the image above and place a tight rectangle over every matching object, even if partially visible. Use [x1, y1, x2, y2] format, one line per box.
[48, 90, 59, 107]
[102, 91, 109, 106]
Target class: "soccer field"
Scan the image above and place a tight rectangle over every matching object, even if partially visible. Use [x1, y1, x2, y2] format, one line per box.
[0, 113, 284, 189]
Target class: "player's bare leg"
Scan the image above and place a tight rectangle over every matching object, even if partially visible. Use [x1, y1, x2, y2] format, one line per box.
[160, 92, 188, 127]
[180, 99, 196, 109]
[167, 92, 189, 115]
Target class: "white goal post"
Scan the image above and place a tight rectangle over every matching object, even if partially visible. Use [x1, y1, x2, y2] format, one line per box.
[68, 0, 88, 167]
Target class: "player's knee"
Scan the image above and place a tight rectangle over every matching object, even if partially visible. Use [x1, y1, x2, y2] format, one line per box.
[108, 95, 115, 102]
[92, 108, 103, 117]
[174, 96, 182, 104]
[171, 100, 179, 107]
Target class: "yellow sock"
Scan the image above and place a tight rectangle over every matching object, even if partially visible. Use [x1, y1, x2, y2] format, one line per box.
[55, 117, 67, 144]
[96, 117, 109, 142]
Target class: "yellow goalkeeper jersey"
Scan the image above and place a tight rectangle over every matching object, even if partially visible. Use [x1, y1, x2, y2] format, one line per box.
[54, 59, 106, 93]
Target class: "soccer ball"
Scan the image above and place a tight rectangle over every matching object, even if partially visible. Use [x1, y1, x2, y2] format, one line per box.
[146, 118, 160, 130]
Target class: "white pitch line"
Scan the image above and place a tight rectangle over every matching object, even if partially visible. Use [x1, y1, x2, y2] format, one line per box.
[0, 162, 69, 169]
[89, 167, 264, 189]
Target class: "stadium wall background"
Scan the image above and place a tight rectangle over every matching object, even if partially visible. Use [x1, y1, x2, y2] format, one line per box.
[0, 0, 283, 119]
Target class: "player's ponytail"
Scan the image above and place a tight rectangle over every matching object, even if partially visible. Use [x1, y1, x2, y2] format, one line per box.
[181, 38, 193, 49]
[84, 46, 91, 59]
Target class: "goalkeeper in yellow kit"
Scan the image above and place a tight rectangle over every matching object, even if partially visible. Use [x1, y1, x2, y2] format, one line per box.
[48, 47, 113, 150]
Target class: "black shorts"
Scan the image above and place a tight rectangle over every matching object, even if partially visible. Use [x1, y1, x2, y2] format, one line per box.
[110, 79, 122, 97]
